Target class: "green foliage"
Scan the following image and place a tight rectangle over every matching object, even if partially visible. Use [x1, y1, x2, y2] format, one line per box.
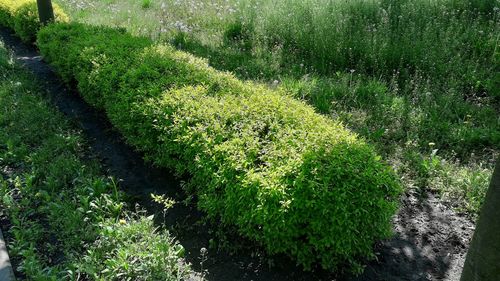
[231, 0, 499, 97]
[13, 1, 69, 43]
[0, 0, 69, 43]
[223, 21, 253, 51]
[141, 0, 152, 9]
[143, 84, 400, 270]
[0, 0, 22, 27]
[281, 74, 500, 159]
[404, 149, 493, 215]
[1, 0, 496, 274]
[37, 23, 151, 107]
[0, 43, 193, 280]
[79, 215, 188, 280]
[37, 22, 401, 272]
[51, 0, 500, 221]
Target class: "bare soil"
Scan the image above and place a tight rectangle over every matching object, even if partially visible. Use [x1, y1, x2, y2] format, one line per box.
[0, 27, 475, 281]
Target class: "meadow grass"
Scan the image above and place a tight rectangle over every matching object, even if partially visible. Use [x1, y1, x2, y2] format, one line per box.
[56, 0, 499, 215]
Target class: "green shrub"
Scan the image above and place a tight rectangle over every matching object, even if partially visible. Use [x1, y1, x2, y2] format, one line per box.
[140, 82, 401, 271]
[0, 0, 22, 27]
[13, 1, 69, 43]
[37, 23, 151, 108]
[37, 23, 401, 272]
[0, 0, 69, 43]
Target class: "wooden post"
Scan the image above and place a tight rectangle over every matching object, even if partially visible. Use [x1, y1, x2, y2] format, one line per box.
[36, 0, 54, 25]
[460, 157, 500, 280]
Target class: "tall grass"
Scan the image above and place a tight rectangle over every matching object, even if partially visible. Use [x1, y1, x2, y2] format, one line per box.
[230, 0, 499, 98]
[57, 0, 499, 100]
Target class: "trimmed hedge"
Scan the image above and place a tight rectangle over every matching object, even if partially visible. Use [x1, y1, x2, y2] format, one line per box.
[0, 0, 68, 43]
[37, 23, 402, 271]
[33, 23, 151, 108]
[48, 22, 405, 271]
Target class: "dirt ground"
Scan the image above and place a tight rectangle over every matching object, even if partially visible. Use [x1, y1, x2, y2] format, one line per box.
[0, 27, 475, 281]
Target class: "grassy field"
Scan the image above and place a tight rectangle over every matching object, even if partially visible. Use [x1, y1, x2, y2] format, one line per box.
[0, 42, 196, 280]
[56, 0, 499, 216]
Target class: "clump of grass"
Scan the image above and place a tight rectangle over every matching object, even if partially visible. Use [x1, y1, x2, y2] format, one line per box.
[281, 73, 499, 159]
[234, 0, 498, 95]
[141, 0, 151, 9]
[427, 158, 493, 214]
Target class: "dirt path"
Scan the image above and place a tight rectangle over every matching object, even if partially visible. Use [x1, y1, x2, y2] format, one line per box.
[0, 27, 475, 281]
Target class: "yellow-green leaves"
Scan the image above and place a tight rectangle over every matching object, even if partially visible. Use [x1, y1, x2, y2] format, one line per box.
[0, 0, 69, 43]
[37, 22, 401, 272]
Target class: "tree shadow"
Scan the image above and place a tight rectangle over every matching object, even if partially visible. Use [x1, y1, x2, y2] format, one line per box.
[353, 190, 474, 281]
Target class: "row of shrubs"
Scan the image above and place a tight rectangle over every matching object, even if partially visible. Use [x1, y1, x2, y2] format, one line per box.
[1, 3, 402, 272]
[40, 22, 402, 271]
[0, 0, 68, 43]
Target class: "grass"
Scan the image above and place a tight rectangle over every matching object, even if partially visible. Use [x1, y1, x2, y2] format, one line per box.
[0, 42, 197, 280]
[56, 0, 499, 216]
[141, 0, 151, 9]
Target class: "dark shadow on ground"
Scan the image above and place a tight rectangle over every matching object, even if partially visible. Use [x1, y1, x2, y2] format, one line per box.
[353, 190, 474, 281]
[0, 27, 474, 281]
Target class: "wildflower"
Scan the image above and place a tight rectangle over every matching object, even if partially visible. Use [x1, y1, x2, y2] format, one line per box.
[119, 219, 127, 225]
[200, 247, 207, 255]
[428, 142, 435, 147]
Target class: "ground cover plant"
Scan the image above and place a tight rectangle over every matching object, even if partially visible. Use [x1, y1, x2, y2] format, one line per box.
[57, 0, 499, 216]
[0, 42, 194, 280]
